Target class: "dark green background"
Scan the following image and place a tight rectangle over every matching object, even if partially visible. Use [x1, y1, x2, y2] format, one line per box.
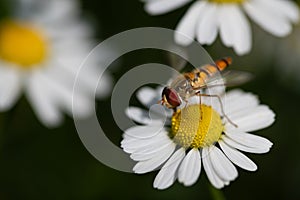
[0, 0, 300, 199]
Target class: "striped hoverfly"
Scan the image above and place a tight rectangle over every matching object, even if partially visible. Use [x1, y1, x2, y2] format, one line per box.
[159, 57, 252, 127]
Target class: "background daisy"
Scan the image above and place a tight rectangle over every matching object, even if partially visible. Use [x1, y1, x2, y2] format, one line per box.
[143, 0, 299, 55]
[122, 86, 275, 189]
[0, 0, 112, 127]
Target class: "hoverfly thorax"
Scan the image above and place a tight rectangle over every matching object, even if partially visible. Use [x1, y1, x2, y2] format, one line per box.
[161, 87, 181, 109]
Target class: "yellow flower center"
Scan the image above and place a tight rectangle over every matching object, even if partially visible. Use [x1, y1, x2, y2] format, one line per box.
[0, 20, 48, 68]
[171, 104, 224, 148]
[208, 0, 244, 4]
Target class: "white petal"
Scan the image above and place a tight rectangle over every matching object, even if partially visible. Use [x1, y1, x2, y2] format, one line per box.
[196, 3, 218, 45]
[126, 107, 153, 125]
[275, 0, 299, 23]
[154, 148, 186, 189]
[218, 5, 252, 55]
[126, 106, 170, 125]
[96, 72, 113, 98]
[222, 135, 270, 154]
[25, 75, 63, 127]
[225, 90, 259, 117]
[62, 58, 112, 99]
[122, 133, 170, 155]
[229, 6, 252, 55]
[178, 148, 201, 186]
[226, 105, 275, 132]
[255, 0, 299, 23]
[130, 141, 174, 161]
[219, 140, 257, 171]
[137, 87, 160, 108]
[145, 0, 192, 15]
[243, 0, 292, 37]
[33, 0, 79, 23]
[219, 5, 235, 47]
[225, 130, 272, 148]
[121, 128, 170, 153]
[175, 1, 208, 46]
[40, 70, 94, 118]
[123, 125, 166, 139]
[0, 66, 22, 111]
[202, 147, 225, 189]
[208, 146, 238, 182]
[133, 142, 176, 174]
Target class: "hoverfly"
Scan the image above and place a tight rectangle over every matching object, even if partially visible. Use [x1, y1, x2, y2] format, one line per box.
[159, 57, 252, 127]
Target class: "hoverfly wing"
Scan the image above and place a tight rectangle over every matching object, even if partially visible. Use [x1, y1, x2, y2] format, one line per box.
[204, 70, 254, 88]
[221, 70, 254, 87]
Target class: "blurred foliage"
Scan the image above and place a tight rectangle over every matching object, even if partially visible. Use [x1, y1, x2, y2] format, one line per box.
[0, 0, 300, 200]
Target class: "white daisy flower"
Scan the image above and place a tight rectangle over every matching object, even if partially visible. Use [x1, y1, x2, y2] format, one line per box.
[121, 86, 275, 189]
[143, 0, 300, 55]
[0, 0, 112, 127]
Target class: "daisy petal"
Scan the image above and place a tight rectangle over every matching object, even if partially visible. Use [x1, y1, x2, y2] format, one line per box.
[219, 5, 251, 55]
[226, 105, 275, 132]
[0, 66, 22, 111]
[145, 0, 192, 15]
[175, 1, 207, 46]
[154, 148, 186, 190]
[224, 130, 273, 150]
[219, 140, 257, 171]
[41, 71, 93, 118]
[225, 90, 259, 117]
[219, 5, 235, 47]
[133, 142, 176, 174]
[208, 146, 238, 182]
[25, 76, 63, 127]
[229, 5, 252, 55]
[196, 3, 218, 45]
[121, 129, 169, 153]
[123, 125, 166, 139]
[137, 86, 160, 108]
[178, 148, 201, 186]
[277, 0, 299, 23]
[222, 135, 270, 154]
[243, 0, 292, 37]
[257, 0, 299, 23]
[202, 147, 225, 189]
[126, 107, 153, 125]
[130, 141, 174, 161]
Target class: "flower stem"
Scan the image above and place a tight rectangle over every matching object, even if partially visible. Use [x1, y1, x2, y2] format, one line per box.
[208, 184, 226, 200]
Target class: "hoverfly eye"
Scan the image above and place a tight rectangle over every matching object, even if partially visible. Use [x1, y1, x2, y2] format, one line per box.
[162, 87, 169, 98]
[162, 87, 181, 108]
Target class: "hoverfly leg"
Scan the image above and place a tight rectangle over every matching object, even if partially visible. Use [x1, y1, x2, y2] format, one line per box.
[183, 99, 189, 109]
[195, 92, 238, 128]
[195, 91, 203, 120]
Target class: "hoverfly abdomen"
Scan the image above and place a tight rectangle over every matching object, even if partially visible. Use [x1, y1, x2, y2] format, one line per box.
[215, 57, 232, 71]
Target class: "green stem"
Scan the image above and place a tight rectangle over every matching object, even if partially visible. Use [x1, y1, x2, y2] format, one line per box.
[208, 183, 226, 200]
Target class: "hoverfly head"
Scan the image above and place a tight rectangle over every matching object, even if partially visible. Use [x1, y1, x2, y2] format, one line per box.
[160, 87, 181, 109]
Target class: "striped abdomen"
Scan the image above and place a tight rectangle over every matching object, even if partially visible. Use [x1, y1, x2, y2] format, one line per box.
[184, 57, 232, 89]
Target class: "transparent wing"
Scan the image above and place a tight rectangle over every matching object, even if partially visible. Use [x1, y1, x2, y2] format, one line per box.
[204, 70, 254, 88]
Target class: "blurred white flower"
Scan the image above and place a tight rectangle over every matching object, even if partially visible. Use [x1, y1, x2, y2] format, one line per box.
[143, 0, 299, 55]
[0, 0, 112, 127]
[122, 87, 275, 189]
